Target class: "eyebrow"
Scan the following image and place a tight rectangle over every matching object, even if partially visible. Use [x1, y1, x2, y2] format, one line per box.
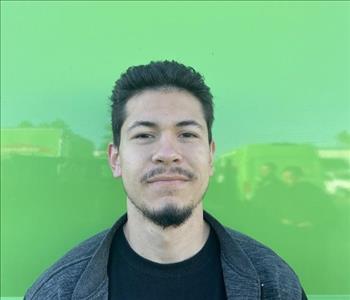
[127, 120, 204, 132]
[175, 120, 204, 130]
[127, 121, 158, 133]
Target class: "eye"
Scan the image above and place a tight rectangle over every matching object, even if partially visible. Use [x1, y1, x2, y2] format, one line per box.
[133, 133, 154, 139]
[179, 132, 198, 138]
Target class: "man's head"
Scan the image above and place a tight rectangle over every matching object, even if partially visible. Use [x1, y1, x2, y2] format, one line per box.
[110, 60, 214, 148]
[108, 61, 215, 229]
[259, 162, 277, 178]
[281, 166, 303, 186]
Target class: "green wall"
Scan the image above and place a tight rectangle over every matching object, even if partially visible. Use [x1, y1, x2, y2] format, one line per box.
[1, 1, 349, 297]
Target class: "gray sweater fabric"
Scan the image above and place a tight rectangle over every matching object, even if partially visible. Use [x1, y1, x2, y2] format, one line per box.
[25, 211, 304, 300]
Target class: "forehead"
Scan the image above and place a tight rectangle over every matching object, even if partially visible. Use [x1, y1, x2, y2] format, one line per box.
[123, 89, 206, 127]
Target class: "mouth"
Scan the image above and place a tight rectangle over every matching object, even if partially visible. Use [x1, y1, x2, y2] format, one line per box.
[147, 176, 189, 184]
[147, 176, 190, 185]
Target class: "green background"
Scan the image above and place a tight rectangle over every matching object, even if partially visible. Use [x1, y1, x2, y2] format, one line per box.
[1, 1, 349, 297]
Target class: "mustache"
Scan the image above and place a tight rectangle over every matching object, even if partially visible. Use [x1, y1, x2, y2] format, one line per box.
[141, 167, 197, 183]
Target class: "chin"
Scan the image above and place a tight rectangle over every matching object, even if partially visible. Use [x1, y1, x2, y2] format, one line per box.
[144, 204, 194, 229]
[128, 193, 202, 229]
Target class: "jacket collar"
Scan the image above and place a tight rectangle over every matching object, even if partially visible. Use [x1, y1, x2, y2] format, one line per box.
[203, 211, 261, 299]
[73, 211, 261, 300]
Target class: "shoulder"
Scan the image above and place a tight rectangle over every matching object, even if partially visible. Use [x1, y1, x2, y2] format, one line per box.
[25, 229, 108, 300]
[224, 227, 304, 298]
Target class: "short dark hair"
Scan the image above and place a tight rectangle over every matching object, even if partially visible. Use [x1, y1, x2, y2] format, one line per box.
[110, 60, 214, 147]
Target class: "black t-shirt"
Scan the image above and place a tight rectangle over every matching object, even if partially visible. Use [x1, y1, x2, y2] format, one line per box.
[107, 226, 227, 300]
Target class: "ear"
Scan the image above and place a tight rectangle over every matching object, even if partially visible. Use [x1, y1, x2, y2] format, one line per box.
[108, 143, 122, 178]
[209, 140, 216, 176]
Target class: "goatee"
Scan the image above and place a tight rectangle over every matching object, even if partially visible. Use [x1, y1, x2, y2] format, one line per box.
[142, 205, 194, 229]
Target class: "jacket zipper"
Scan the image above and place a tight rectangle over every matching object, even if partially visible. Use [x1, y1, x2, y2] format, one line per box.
[260, 283, 264, 299]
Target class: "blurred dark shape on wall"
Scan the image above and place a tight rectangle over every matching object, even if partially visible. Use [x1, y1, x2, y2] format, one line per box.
[1, 121, 126, 296]
[2, 120, 93, 158]
[206, 142, 350, 293]
[336, 130, 350, 147]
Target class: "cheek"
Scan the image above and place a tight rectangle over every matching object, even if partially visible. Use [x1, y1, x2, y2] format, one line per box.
[120, 151, 148, 179]
[188, 146, 211, 164]
[187, 151, 212, 179]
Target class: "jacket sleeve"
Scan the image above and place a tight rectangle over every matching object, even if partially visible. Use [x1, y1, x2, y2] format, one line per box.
[302, 288, 308, 300]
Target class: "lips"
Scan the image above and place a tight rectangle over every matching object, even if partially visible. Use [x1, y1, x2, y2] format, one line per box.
[147, 176, 190, 183]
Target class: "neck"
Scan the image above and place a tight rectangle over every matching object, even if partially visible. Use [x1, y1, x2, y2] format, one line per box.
[123, 199, 210, 264]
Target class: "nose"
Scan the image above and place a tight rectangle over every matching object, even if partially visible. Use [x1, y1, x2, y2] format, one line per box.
[151, 136, 182, 165]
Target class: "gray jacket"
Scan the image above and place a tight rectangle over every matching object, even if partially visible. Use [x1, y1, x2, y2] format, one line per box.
[25, 212, 304, 299]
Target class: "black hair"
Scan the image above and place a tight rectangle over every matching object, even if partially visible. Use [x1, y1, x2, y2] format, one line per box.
[110, 60, 214, 147]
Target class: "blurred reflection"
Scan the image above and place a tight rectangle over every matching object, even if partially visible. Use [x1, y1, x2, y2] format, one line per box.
[256, 162, 282, 191]
[1, 125, 350, 294]
[1, 120, 126, 196]
[1, 121, 126, 295]
[254, 164, 333, 228]
[207, 142, 350, 293]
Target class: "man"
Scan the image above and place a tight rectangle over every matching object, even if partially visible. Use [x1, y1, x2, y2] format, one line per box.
[25, 61, 307, 299]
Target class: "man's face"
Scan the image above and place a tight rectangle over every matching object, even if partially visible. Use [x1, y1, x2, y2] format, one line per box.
[282, 170, 297, 186]
[260, 165, 271, 177]
[109, 89, 215, 228]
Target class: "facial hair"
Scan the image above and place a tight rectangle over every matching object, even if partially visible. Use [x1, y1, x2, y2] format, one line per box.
[137, 202, 195, 229]
[127, 166, 204, 228]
